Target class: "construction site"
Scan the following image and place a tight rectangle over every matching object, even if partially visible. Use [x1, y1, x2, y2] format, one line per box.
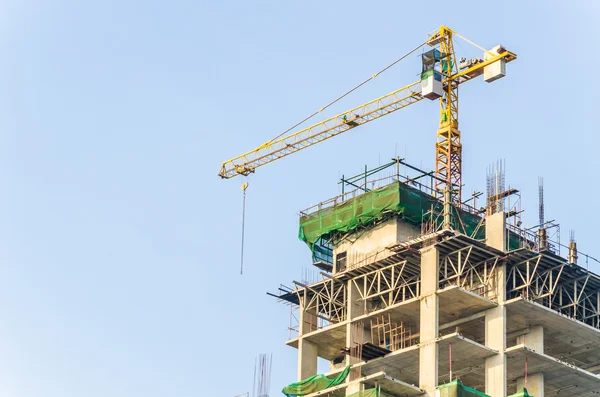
[220, 26, 600, 397]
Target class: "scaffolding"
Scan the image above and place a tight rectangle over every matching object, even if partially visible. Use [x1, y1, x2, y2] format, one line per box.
[299, 159, 486, 264]
[370, 314, 415, 352]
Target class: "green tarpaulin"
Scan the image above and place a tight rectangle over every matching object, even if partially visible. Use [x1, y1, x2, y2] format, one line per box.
[508, 388, 534, 397]
[282, 375, 516, 397]
[282, 365, 350, 396]
[438, 380, 489, 397]
[299, 181, 485, 257]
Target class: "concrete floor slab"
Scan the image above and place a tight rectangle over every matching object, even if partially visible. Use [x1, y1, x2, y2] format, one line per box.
[353, 297, 421, 331]
[351, 332, 495, 389]
[437, 333, 497, 390]
[286, 321, 348, 361]
[506, 298, 600, 372]
[285, 336, 298, 346]
[506, 344, 600, 397]
[286, 287, 495, 363]
[363, 372, 424, 396]
[438, 286, 497, 324]
[360, 344, 421, 383]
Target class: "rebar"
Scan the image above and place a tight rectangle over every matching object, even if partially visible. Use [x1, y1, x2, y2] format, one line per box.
[253, 353, 272, 397]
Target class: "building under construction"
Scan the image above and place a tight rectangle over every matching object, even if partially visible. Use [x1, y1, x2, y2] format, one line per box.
[271, 158, 600, 397]
[219, 26, 600, 397]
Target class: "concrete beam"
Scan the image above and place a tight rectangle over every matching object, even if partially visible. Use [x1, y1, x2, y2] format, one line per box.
[439, 311, 486, 332]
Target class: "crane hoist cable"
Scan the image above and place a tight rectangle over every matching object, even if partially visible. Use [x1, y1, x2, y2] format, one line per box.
[450, 31, 487, 52]
[266, 40, 429, 144]
[240, 182, 249, 275]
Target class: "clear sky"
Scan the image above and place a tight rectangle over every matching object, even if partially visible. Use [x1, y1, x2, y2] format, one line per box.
[0, 1, 599, 396]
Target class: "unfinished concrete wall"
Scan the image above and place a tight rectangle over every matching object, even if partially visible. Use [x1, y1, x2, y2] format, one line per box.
[397, 219, 419, 242]
[333, 218, 419, 272]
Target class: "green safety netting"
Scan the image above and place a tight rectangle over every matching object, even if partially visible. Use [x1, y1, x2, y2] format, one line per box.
[282, 365, 350, 396]
[508, 388, 534, 397]
[438, 380, 489, 397]
[508, 230, 535, 251]
[346, 388, 392, 397]
[299, 181, 485, 257]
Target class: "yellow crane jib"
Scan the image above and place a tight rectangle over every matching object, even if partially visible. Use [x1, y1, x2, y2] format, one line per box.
[218, 81, 423, 179]
[218, 26, 517, 188]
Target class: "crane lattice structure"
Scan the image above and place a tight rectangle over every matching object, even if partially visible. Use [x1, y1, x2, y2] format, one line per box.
[219, 26, 516, 204]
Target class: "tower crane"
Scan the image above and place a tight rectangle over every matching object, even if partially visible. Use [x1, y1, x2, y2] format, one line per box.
[218, 26, 516, 204]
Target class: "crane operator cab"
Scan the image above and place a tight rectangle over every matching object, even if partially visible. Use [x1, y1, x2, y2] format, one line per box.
[420, 49, 445, 100]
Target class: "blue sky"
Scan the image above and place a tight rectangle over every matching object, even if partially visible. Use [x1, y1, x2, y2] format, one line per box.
[0, 1, 598, 396]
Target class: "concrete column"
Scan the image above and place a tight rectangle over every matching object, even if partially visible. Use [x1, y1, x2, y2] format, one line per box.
[485, 212, 507, 397]
[298, 339, 318, 381]
[419, 247, 439, 396]
[516, 326, 543, 352]
[485, 300, 506, 397]
[345, 279, 367, 395]
[298, 293, 318, 381]
[486, 212, 507, 252]
[517, 374, 543, 397]
[516, 326, 544, 397]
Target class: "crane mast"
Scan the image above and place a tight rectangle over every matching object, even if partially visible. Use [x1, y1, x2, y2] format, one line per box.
[428, 27, 462, 203]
